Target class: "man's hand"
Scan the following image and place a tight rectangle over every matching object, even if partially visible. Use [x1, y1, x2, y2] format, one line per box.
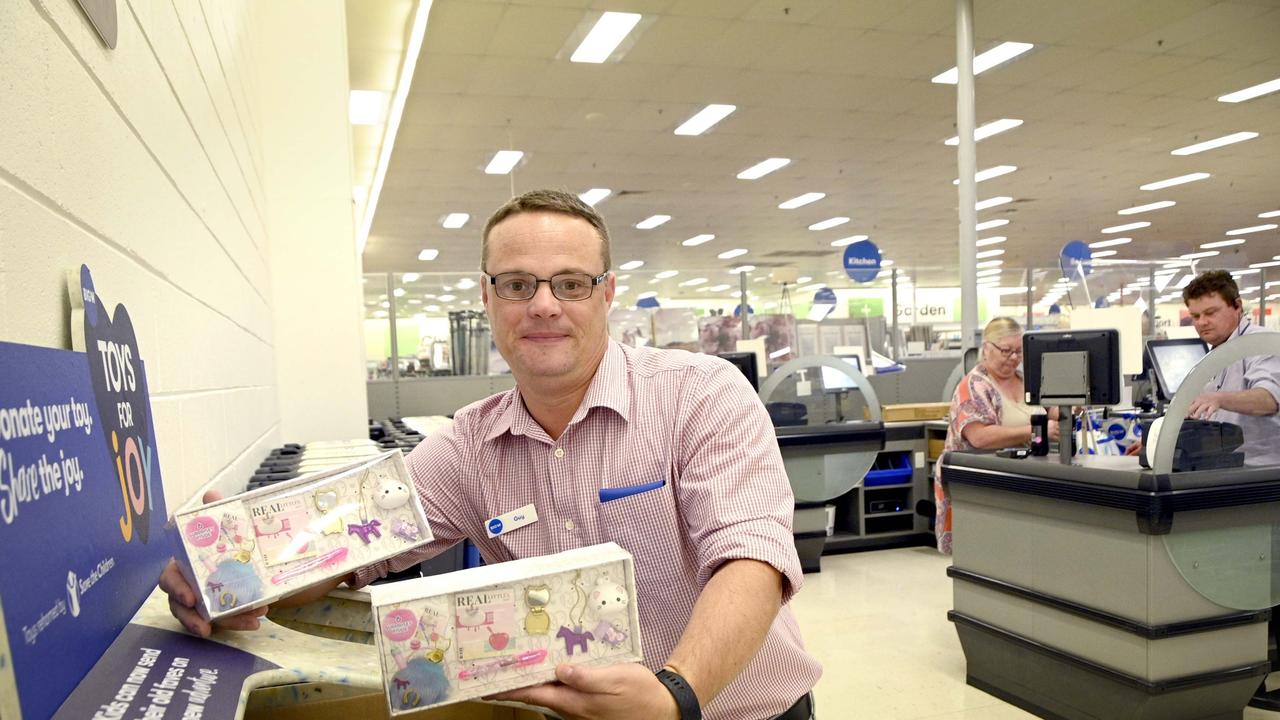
[491, 663, 679, 720]
[1188, 392, 1223, 420]
[1124, 440, 1143, 456]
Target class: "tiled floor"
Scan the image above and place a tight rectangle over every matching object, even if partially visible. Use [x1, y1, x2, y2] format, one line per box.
[788, 547, 1279, 719]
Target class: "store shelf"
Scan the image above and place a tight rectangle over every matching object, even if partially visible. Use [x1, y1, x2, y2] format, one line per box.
[863, 482, 913, 490]
[865, 510, 913, 519]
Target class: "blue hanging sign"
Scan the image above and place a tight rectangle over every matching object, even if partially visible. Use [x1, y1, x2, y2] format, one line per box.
[842, 240, 881, 283]
[636, 296, 660, 309]
[813, 288, 837, 305]
[732, 303, 754, 317]
[1059, 240, 1093, 278]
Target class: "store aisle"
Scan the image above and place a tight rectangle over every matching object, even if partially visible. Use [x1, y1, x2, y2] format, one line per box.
[788, 547, 1278, 719]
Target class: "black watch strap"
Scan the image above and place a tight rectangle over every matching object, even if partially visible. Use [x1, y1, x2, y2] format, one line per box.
[655, 668, 702, 720]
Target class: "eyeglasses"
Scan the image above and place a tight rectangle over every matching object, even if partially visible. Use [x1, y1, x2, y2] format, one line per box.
[986, 341, 1023, 359]
[486, 271, 608, 302]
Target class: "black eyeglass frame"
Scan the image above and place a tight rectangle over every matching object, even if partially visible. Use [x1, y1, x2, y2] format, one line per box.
[485, 271, 609, 302]
[985, 340, 1024, 359]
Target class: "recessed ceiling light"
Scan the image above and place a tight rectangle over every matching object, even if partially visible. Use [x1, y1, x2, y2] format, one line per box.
[730, 265, 756, 273]
[976, 218, 1010, 231]
[401, 272, 420, 283]
[1171, 132, 1258, 156]
[977, 260, 1004, 268]
[619, 260, 644, 270]
[456, 278, 477, 290]
[737, 158, 791, 180]
[976, 236, 1006, 247]
[1118, 201, 1175, 215]
[932, 41, 1034, 84]
[707, 284, 731, 292]
[976, 248, 1005, 259]
[718, 248, 748, 260]
[1218, 77, 1280, 103]
[976, 196, 1013, 210]
[682, 234, 715, 246]
[1180, 251, 1220, 260]
[831, 235, 869, 247]
[655, 270, 679, 279]
[1226, 224, 1277, 236]
[809, 217, 850, 231]
[570, 11, 642, 63]
[1089, 237, 1132, 249]
[442, 213, 469, 228]
[779, 192, 825, 209]
[636, 214, 671, 229]
[1140, 173, 1210, 191]
[1258, 210, 1280, 219]
[349, 90, 387, 125]
[579, 188, 612, 206]
[485, 150, 524, 174]
[1102, 221, 1150, 234]
[954, 165, 1017, 184]
[674, 104, 736, 136]
[944, 118, 1024, 146]
[680, 277, 707, 286]
[1201, 239, 1246, 249]
[1091, 250, 1118, 258]
[418, 249, 439, 261]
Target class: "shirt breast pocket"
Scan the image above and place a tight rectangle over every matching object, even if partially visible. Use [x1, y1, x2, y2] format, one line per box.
[597, 476, 684, 563]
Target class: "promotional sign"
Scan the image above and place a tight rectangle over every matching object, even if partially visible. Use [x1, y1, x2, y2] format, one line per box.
[0, 267, 169, 720]
[842, 240, 881, 283]
[1059, 240, 1093, 278]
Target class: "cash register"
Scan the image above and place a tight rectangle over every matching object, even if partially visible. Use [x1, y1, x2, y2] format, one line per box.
[1138, 338, 1244, 471]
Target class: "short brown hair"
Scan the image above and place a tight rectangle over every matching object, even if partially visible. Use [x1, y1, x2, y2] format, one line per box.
[481, 189, 611, 273]
[1183, 270, 1241, 309]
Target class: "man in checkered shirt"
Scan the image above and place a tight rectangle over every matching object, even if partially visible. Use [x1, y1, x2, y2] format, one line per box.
[161, 190, 821, 720]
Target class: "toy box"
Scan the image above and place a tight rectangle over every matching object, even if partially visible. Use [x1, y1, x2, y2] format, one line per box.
[369, 543, 642, 714]
[171, 450, 432, 621]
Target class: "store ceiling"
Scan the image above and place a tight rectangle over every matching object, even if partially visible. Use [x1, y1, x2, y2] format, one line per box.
[349, 0, 1280, 308]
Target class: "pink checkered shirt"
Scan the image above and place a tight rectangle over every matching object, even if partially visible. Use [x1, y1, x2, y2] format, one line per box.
[355, 341, 822, 719]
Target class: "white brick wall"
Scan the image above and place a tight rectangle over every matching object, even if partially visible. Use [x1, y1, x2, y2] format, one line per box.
[0, 0, 366, 508]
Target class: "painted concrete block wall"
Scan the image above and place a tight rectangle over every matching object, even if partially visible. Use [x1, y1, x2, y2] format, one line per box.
[0, 0, 365, 508]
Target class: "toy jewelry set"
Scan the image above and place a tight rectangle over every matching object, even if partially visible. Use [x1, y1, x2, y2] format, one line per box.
[170, 450, 432, 621]
[369, 542, 642, 714]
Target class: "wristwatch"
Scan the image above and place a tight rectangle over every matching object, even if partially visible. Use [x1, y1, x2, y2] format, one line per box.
[655, 668, 702, 720]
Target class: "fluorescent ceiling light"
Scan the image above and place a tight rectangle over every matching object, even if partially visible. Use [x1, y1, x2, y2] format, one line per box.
[1259, 210, 1280, 219]
[682, 234, 715, 246]
[349, 90, 387, 125]
[932, 42, 1034, 84]
[674, 104, 736, 136]
[976, 196, 1013, 210]
[1102, 221, 1150, 234]
[881, 259, 894, 267]
[800, 283, 826, 292]
[1250, 260, 1280, 269]
[779, 192, 825, 209]
[730, 265, 756, 273]
[977, 260, 1003, 268]
[976, 236, 1006, 247]
[437, 294, 456, 302]
[976, 248, 1005, 259]
[1089, 237, 1132, 249]
[831, 235, 869, 247]
[1180, 251, 1219, 260]
[1140, 173, 1210, 191]
[570, 11, 642, 63]
[619, 260, 644, 270]
[655, 270, 679, 279]
[708, 284, 731, 292]
[636, 214, 671, 229]
[579, 188, 612, 206]
[717, 248, 748, 260]
[954, 165, 1017, 185]
[944, 118, 1024, 146]
[636, 291, 657, 299]
[796, 276, 812, 284]
[809, 217, 850, 231]
[680, 277, 707, 287]
[977, 268, 1002, 277]
[737, 158, 791, 180]
[1218, 77, 1280, 103]
[1201, 238, 1246, 249]
[1171, 132, 1259, 156]
[418, 249, 439, 261]
[485, 150, 524, 174]
[400, 272, 420, 283]
[1091, 250, 1118, 258]
[456, 278, 477, 290]
[976, 218, 1009, 231]
[992, 286, 1031, 295]
[406, 298, 421, 304]
[1226, 224, 1278, 236]
[1118, 201, 1175, 215]
[393, 288, 406, 297]
[442, 213, 469, 229]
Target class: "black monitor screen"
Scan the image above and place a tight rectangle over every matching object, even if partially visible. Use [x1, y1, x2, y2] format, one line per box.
[717, 351, 759, 391]
[1023, 329, 1121, 406]
[1147, 338, 1208, 403]
[821, 356, 863, 393]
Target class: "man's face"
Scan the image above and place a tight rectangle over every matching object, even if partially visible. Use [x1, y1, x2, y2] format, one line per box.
[482, 211, 614, 383]
[1185, 292, 1241, 347]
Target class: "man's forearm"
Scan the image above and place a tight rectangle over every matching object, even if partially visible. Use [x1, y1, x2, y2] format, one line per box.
[1220, 388, 1280, 416]
[664, 558, 783, 708]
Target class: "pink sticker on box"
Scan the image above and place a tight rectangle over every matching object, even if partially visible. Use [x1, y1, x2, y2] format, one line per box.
[185, 515, 219, 547]
[383, 608, 418, 642]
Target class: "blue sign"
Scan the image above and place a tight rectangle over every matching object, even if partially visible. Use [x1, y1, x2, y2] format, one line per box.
[635, 296, 660, 310]
[732, 303, 754, 317]
[1059, 240, 1093, 278]
[813, 288, 837, 305]
[0, 268, 169, 720]
[842, 240, 881, 283]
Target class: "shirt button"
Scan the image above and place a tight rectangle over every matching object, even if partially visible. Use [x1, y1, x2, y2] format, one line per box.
[554, 448, 565, 458]
[565, 519, 575, 531]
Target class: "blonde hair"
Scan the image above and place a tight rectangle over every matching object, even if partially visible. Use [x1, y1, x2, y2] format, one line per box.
[983, 317, 1023, 346]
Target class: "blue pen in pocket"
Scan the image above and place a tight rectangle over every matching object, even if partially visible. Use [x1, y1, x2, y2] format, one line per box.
[599, 479, 666, 503]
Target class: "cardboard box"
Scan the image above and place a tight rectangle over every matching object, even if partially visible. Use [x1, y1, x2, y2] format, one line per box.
[370, 543, 642, 714]
[928, 437, 946, 461]
[171, 450, 433, 621]
[873, 402, 952, 422]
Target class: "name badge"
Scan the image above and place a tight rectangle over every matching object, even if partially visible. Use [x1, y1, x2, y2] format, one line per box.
[486, 503, 538, 538]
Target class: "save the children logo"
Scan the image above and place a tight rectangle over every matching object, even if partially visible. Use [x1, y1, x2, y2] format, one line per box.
[79, 265, 157, 544]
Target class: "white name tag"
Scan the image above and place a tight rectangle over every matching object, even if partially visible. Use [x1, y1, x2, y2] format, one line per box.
[486, 503, 538, 538]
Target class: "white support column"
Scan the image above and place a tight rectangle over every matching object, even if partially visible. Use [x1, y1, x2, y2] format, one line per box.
[956, 0, 979, 349]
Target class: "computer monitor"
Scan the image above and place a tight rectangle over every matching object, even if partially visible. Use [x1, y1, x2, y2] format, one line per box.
[1023, 329, 1121, 406]
[717, 351, 759, 391]
[1146, 338, 1208, 403]
[821, 356, 863, 393]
